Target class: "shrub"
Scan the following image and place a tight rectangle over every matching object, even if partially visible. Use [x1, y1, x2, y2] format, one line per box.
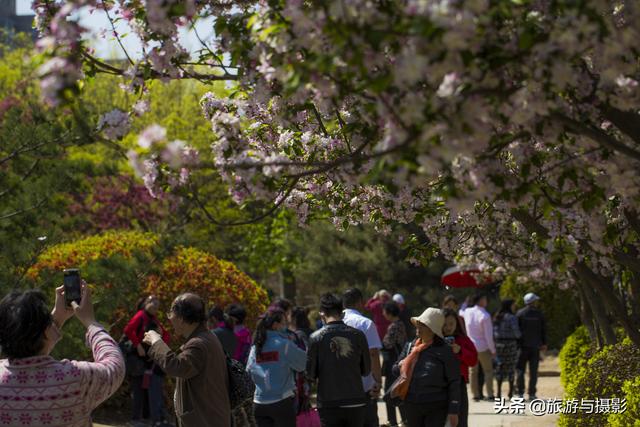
[26, 230, 159, 280]
[607, 376, 640, 427]
[559, 326, 592, 390]
[559, 337, 640, 427]
[145, 246, 269, 329]
[25, 231, 161, 360]
[26, 232, 268, 358]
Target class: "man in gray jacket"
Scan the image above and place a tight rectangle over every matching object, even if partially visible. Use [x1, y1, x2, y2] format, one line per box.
[144, 293, 231, 427]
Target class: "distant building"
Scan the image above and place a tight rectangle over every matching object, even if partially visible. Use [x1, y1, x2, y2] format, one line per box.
[1, 0, 36, 38]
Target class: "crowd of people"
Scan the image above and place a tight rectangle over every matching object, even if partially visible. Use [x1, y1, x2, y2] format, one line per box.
[0, 284, 546, 427]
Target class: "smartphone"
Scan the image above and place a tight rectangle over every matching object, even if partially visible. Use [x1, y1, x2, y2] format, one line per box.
[63, 268, 82, 306]
[444, 336, 455, 345]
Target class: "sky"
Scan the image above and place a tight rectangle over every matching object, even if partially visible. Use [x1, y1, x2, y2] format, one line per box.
[16, 0, 215, 59]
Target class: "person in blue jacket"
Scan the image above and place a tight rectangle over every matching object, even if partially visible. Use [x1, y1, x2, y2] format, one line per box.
[247, 307, 307, 427]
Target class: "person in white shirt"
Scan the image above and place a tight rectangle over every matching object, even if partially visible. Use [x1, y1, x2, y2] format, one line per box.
[342, 288, 382, 427]
[462, 293, 496, 401]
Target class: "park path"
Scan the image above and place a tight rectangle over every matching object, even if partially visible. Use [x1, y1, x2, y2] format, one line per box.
[94, 355, 563, 427]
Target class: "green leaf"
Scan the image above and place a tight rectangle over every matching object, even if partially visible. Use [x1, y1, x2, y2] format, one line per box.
[518, 28, 536, 51]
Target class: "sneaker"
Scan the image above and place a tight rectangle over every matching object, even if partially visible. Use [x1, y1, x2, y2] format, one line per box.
[473, 397, 483, 402]
[529, 395, 538, 401]
[486, 396, 496, 401]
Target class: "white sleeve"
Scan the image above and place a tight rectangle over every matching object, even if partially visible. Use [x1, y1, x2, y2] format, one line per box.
[364, 320, 382, 349]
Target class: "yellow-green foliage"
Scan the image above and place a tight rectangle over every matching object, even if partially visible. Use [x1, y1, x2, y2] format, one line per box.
[559, 326, 592, 390]
[145, 246, 269, 328]
[608, 376, 640, 427]
[559, 337, 640, 427]
[26, 232, 268, 359]
[27, 230, 159, 279]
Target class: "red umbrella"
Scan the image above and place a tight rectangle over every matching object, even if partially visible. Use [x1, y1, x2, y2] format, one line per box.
[441, 265, 492, 288]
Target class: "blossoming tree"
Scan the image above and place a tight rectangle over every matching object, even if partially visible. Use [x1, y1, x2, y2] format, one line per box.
[34, 0, 640, 346]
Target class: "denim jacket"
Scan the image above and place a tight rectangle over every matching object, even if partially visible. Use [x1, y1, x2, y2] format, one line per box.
[246, 330, 307, 404]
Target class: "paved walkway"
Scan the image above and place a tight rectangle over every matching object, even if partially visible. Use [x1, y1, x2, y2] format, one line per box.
[95, 356, 563, 427]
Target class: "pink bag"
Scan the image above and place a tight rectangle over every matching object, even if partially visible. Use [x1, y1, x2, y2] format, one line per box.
[296, 409, 321, 427]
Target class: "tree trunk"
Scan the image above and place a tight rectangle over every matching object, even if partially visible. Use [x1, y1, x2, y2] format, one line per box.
[281, 267, 297, 302]
[573, 270, 617, 346]
[575, 262, 640, 347]
[577, 285, 598, 343]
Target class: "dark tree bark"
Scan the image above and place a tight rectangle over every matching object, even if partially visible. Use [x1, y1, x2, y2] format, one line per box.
[573, 271, 617, 346]
[576, 285, 598, 344]
[575, 262, 640, 347]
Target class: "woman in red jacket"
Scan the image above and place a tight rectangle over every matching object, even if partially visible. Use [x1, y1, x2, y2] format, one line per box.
[442, 308, 478, 427]
[124, 295, 170, 426]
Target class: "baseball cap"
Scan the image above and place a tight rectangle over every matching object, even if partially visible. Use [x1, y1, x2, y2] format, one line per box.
[524, 293, 540, 305]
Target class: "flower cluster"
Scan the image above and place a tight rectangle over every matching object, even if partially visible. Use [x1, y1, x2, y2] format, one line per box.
[97, 109, 130, 140]
[36, 0, 640, 343]
[127, 124, 199, 197]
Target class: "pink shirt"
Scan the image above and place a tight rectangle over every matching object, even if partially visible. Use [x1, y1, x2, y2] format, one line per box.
[233, 325, 252, 364]
[365, 297, 391, 341]
[462, 306, 496, 354]
[0, 324, 125, 427]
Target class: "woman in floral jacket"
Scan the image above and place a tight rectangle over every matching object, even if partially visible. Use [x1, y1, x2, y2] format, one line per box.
[0, 284, 125, 427]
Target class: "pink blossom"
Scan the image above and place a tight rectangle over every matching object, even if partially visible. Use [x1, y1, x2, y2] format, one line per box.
[98, 109, 130, 140]
[138, 124, 167, 149]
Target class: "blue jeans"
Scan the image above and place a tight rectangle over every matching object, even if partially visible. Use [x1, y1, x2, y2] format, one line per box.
[131, 373, 166, 422]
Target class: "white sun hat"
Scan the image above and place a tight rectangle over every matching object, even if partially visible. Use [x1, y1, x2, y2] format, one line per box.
[411, 307, 445, 338]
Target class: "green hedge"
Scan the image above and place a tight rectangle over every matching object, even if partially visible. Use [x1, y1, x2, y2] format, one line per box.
[608, 376, 640, 426]
[558, 325, 592, 390]
[559, 332, 640, 427]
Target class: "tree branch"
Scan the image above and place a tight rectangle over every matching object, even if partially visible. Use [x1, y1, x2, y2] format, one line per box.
[0, 159, 40, 199]
[190, 178, 300, 226]
[551, 112, 640, 162]
[600, 104, 640, 147]
[0, 199, 47, 221]
[102, 0, 135, 67]
[310, 103, 329, 137]
[81, 51, 239, 82]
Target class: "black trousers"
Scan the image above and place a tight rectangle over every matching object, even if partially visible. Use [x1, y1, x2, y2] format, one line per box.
[383, 375, 406, 425]
[516, 346, 540, 397]
[318, 406, 366, 427]
[254, 397, 296, 427]
[363, 394, 379, 427]
[459, 377, 469, 427]
[403, 401, 448, 427]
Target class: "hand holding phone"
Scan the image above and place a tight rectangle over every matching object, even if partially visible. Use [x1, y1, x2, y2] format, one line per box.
[63, 269, 82, 307]
[71, 282, 96, 328]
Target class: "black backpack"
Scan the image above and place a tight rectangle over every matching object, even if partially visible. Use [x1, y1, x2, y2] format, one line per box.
[226, 353, 255, 409]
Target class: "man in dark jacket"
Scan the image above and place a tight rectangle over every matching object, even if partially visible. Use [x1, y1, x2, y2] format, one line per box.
[516, 292, 547, 400]
[307, 293, 371, 427]
[144, 293, 231, 427]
